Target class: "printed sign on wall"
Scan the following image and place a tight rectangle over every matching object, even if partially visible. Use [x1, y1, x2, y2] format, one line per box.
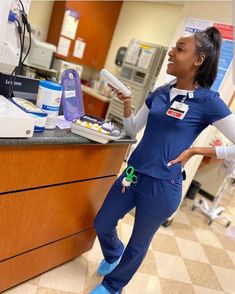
[185, 18, 233, 92]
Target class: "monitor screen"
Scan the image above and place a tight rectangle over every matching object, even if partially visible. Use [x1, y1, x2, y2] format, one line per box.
[0, 0, 31, 74]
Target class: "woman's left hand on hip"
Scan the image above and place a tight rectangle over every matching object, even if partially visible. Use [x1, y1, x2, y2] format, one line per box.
[167, 149, 194, 167]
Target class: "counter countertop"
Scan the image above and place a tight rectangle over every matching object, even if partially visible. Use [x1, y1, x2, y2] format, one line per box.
[0, 128, 135, 146]
[81, 85, 111, 103]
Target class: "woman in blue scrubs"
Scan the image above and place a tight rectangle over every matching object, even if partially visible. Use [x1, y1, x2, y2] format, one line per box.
[91, 27, 235, 294]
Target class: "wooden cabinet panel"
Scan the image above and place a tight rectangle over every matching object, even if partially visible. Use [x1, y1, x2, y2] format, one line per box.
[0, 177, 115, 261]
[0, 144, 127, 193]
[83, 92, 109, 118]
[0, 229, 95, 292]
[47, 1, 66, 47]
[47, 1, 122, 69]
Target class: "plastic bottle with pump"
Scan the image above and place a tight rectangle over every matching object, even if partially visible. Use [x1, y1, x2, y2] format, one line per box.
[61, 69, 85, 121]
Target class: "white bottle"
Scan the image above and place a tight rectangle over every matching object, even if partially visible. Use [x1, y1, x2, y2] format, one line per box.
[100, 69, 132, 97]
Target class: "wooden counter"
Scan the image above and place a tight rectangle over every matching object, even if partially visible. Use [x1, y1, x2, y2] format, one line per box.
[0, 138, 131, 291]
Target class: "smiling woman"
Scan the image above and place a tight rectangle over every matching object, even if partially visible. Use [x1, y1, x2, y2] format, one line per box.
[90, 27, 235, 294]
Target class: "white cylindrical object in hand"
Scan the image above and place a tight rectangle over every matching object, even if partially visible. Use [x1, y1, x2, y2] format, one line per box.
[100, 69, 132, 97]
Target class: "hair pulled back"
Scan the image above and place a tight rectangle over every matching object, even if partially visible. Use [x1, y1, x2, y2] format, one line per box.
[194, 27, 221, 88]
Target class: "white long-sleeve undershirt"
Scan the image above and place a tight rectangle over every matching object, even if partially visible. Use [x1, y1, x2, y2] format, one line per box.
[123, 102, 235, 160]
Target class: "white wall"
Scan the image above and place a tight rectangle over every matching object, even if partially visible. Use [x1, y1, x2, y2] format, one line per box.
[28, 0, 54, 41]
[105, 1, 183, 75]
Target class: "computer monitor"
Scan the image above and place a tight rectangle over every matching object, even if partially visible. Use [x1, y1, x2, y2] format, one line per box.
[0, 0, 30, 74]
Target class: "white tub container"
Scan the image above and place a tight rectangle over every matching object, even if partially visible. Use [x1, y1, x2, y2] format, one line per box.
[36, 80, 63, 129]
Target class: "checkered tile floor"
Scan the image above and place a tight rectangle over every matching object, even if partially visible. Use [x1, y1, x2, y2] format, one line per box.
[4, 194, 235, 294]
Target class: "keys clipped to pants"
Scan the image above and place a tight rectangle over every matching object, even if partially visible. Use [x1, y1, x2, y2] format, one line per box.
[121, 166, 137, 193]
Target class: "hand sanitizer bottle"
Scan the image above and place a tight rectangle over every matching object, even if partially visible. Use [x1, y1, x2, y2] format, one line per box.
[61, 69, 85, 121]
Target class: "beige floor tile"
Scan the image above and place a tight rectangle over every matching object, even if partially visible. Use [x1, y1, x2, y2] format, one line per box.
[138, 249, 158, 276]
[184, 259, 222, 290]
[36, 287, 77, 294]
[28, 275, 42, 286]
[176, 237, 209, 263]
[3, 283, 38, 294]
[38, 257, 87, 293]
[151, 233, 181, 256]
[154, 252, 191, 283]
[185, 209, 209, 227]
[84, 260, 102, 294]
[125, 272, 162, 294]
[174, 210, 191, 225]
[211, 222, 234, 236]
[119, 222, 133, 245]
[226, 226, 235, 239]
[171, 222, 198, 241]
[159, 277, 194, 294]
[193, 285, 225, 294]
[122, 213, 134, 226]
[226, 250, 235, 266]
[86, 238, 103, 264]
[202, 244, 234, 269]
[117, 223, 122, 239]
[212, 265, 235, 293]
[194, 227, 223, 248]
[157, 225, 175, 237]
[215, 233, 235, 252]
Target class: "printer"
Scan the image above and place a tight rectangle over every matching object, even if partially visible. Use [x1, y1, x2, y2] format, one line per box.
[52, 58, 83, 82]
[25, 38, 57, 69]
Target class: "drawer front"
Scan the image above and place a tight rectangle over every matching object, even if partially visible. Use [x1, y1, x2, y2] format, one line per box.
[0, 144, 127, 192]
[0, 176, 115, 261]
[0, 229, 96, 293]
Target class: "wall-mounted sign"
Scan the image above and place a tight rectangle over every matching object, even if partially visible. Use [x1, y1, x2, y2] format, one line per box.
[57, 36, 71, 57]
[73, 39, 86, 59]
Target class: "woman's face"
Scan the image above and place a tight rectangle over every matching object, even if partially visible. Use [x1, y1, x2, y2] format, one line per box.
[167, 35, 200, 79]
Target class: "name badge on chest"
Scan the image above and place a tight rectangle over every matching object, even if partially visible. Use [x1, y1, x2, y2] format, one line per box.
[166, 101, 189, 120]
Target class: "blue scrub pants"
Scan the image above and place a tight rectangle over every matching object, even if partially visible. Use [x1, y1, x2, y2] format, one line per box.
[94, 172, 182, 293]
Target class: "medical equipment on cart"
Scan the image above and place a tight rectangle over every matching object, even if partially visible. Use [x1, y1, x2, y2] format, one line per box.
[71, 114, 123, 144]
[192, 159, 235, 227]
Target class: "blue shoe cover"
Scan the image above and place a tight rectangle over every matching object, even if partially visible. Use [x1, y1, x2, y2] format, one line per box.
[98, 255, 122, 276]
[90, 284, 119, 294]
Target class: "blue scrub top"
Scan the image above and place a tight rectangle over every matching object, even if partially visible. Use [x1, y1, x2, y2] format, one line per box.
[128, 84, 232, 180]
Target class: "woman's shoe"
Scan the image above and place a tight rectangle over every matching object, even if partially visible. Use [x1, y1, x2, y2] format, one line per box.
[90, 284, 119, 294]
[98, 255, 122, 276]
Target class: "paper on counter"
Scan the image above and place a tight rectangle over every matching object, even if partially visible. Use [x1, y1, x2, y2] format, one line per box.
[56, 115, 72, 129]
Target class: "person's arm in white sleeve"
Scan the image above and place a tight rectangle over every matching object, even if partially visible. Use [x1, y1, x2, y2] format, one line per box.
[123, 103, 149, 138]
[212, 114, 235, 159]
[167, 114, 235, 166]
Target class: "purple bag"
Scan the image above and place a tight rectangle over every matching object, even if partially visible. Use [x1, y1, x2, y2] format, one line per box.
[61, 69, 85, 121]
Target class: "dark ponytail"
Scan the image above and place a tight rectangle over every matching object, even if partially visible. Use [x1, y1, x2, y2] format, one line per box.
[194, 27, 222, 88]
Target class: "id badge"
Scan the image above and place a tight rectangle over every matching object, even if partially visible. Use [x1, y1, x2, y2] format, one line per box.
[166, 101, 189, 120]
